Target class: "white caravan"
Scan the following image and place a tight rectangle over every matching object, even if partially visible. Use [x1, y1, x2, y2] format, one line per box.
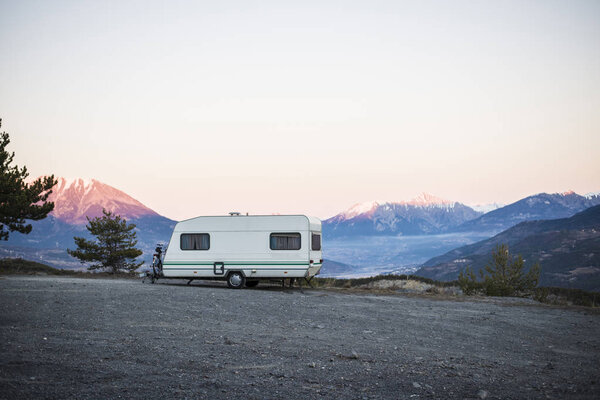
[161, 214, 322, 288]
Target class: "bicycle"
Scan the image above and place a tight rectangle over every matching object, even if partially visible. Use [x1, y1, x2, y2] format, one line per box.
[141, 244, 164, 284]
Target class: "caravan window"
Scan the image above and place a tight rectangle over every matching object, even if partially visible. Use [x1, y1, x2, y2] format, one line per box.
[270, 233, 301, 250]
[180, 233, 210, 250]
[311, 233, 321, 251]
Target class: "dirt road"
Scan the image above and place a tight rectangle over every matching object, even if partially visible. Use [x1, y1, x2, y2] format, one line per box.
[1, 276, 598, 399]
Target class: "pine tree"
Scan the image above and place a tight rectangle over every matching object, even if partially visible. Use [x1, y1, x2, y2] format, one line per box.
[458, 244, 540, 296]
[480, 244, 540, 296]
[457, 267, 481, 295]
[0, 119, 57, 240]
[68, 209, 143, 273]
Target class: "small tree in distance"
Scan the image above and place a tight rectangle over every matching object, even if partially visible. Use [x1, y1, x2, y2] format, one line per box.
[68, 209, 143, 273]
[458, 244, 540, 297]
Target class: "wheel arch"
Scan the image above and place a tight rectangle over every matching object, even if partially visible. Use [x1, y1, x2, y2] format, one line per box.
[226, 268, 247, 278]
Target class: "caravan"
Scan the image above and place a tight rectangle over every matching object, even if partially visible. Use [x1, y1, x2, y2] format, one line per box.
[159, 214, 322, 288]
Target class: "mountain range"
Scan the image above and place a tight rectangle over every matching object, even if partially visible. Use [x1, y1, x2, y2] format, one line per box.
[323, 193, 482, 237]
[452, 191, 600, 233]
[323, 191, 600, 238]
[416, 205, 600, 292]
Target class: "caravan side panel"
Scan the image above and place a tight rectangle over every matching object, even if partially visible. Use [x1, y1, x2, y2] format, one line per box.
[162, 215, 318, 279]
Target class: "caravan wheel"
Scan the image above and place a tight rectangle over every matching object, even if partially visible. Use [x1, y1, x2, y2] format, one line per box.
[227, 271, 245, 289]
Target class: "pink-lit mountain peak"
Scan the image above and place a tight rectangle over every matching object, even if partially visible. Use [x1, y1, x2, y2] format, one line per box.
[47, 177, 158, 225]
[338, 194, 456, 220]
[560, 190, 576, 196]
[341, 201, 380, 219]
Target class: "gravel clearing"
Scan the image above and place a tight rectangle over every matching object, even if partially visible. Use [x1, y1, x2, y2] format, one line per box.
[1, 276, 599, 399]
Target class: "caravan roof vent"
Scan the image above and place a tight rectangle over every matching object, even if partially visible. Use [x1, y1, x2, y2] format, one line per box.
[229, 212, 241, 216]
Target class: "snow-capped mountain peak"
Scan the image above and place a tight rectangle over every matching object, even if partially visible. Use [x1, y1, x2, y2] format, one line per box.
[341, 201, 380, 219]
[46, 177, 158, 224]
[325, 194, 481, 237]
[336, 194, 459, 221]
[399, 193, 454, 207]
[559, 190, 576, 196]
[469, 202, 504, 213]
[585, 191, 600, 199]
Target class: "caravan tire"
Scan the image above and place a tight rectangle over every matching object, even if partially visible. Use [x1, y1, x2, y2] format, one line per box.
[227, 271, 245, 289]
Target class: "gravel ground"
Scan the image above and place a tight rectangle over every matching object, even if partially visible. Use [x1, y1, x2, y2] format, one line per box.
[1, 276, 599, 400]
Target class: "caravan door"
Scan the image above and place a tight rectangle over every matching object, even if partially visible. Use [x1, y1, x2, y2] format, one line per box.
[214, 262, 225, 275]
[308, 231, 322, 277]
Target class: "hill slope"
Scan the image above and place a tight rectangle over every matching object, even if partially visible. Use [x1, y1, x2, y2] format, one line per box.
[453, 192, 600, 233]
[319, 259, 359, 277]
[416, 205, 600, 291]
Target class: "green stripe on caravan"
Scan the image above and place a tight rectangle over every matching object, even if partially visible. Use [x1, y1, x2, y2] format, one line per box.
[163, 267, 309, 271]
[163, 262, 311, 266]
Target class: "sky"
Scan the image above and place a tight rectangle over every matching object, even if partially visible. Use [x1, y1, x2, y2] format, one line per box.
[1, 0, 599, 221]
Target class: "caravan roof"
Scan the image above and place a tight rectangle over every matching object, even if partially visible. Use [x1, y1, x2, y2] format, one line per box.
[174, 214, 321, 232]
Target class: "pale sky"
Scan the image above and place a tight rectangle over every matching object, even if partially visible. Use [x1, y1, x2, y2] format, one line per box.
[1, 0, 599, 220]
